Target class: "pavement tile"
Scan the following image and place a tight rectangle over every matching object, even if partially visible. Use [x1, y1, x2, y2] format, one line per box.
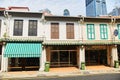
[0, 66, 120, 79]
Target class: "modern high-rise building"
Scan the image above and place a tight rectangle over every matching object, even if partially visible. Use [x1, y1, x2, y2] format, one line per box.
[109, 7, 120, 16]
[63, 9, 70, 16]
[86, 0, 107, 17]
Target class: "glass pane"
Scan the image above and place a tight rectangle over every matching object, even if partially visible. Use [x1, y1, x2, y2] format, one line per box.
[60, 51, 69, 62]
[92, 34, 94, 38]
[88, 34, 91, 38]
[70, 51, 77, 66]
[14, 20, 23, 36]
[51, 52, 59, 66]
[60, 51, 69, 66]
[51, 52, 59, 62]
[29, 20, 37, 36]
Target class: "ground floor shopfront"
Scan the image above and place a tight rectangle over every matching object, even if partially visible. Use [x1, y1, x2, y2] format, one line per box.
[85, 45, 118, 67]
[8, 58, 39, 71]
[1, 42, 42, 72]
[46, 46, 79, 67]
[117, 45, 120, 64]
[0, 41, 120, 72]
[0, 44, 2, 70]
[85, 50, 107, 66]
[43, 44, 119, 70]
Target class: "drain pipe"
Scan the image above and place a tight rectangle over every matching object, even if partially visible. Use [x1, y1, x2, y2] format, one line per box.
[79, 16, 84, 42]
[79, 16, 85, 69]
[3, 10, 9, 38]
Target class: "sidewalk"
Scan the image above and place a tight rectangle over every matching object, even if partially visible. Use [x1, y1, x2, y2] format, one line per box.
[0, 68, 120, 79]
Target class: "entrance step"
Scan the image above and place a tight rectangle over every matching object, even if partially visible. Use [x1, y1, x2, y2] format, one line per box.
[86, 65, 112, 70]
[50, 67, 79, 73]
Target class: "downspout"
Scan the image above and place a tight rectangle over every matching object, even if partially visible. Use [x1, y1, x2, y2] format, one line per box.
[3, 10, 9, 38]
[79, 16, 84, 42]
[79, 16, 85, 69]
[40, 14, 47, 40]
[110, 17, 114, 43]
[111, 17, 116, 43]
[1, 10, 9, 72]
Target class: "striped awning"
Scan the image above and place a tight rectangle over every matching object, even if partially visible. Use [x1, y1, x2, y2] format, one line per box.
[4, 43, 42, 57]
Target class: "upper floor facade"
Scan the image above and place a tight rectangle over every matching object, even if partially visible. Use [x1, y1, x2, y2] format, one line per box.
[0, 11, 44, 40]
[44, 16, 120, 42]
[0, 10, 120, 43]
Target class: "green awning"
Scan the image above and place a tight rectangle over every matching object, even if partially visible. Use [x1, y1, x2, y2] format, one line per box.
[4, 43, 42, 58]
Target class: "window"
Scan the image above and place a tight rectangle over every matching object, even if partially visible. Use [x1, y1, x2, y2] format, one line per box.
[87, 24, 95, 40]
[28, 20, 37, 36]
[100, 24, 108, 39]
[13, 20, 23, 36]
[51, 23, 59, 39]
[117, 24, 120, 39]
[86, 0, 93, 6]
[66, 23, 74, 39]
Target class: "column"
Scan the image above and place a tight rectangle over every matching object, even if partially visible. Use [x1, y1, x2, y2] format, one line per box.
[1, 44, 8, 72]
[4, 58, 8, 72]
[111, 45, 118, 67]
[107, 46, 111, 66]
[79, 46, 85, 69]
[15, 58, 19, 67]
[39, 46, 46, 71]
[0, 55, 1, 70]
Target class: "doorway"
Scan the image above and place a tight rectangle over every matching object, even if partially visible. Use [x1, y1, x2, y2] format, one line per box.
[85, 50, 107, 66]
[8, 58, 39, 71]
[0, 45, 2, 70]
[117, 45, 120, 64]
[50, 51, 77, 67]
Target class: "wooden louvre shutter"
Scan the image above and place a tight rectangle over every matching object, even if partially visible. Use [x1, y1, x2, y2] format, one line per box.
[66, 23, 74, 39]
[51, 23, 59, 39]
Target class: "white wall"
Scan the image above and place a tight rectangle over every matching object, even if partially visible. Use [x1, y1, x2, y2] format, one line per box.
[4, 17, 120, 41]
[82, 22, 113, 40]
[9, 17, 44, 37]
[0, 17, 6, 38]
[45, 21, 81, 40]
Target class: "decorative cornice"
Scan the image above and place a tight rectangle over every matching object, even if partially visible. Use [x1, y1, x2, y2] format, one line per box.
[2, 37, 44, 42]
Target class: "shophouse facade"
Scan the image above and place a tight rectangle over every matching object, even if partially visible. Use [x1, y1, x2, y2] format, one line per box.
[0, 10, 120, 72]
[0, 10, 45, 72]
[43, 16, 120, 70]
[0, 11, 5, 71]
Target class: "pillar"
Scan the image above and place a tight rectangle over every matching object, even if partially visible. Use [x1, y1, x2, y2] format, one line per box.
[111, 45, 118, 67]
[15, 58, 19, 67]
[1, 44, 8, 72]
[107, 46, 111, 66]
[79, 46, 85, 69]
[0, 55, 1, 70]
[39, 46, 46, 71]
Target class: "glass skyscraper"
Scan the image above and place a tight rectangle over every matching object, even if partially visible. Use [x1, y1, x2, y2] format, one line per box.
[86, 0, 107, 17]
[109, 7, 120, 16]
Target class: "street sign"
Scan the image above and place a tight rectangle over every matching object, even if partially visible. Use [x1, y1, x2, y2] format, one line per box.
[113, 29, 118, 36]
